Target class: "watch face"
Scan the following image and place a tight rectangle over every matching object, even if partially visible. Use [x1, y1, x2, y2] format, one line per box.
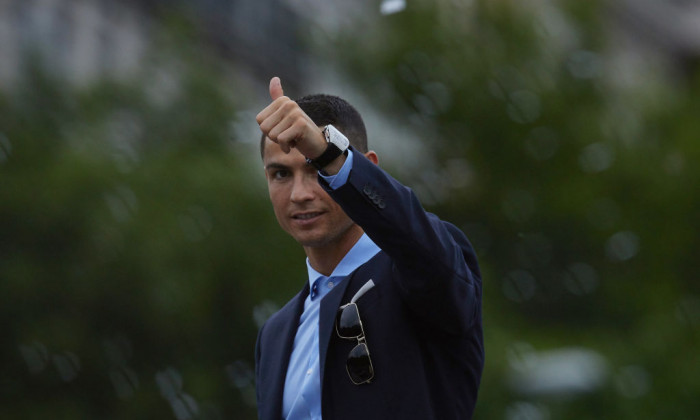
[327, 125, 350, 150]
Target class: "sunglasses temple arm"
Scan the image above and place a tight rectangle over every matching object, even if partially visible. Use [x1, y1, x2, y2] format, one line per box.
[350, 279, 375, 304]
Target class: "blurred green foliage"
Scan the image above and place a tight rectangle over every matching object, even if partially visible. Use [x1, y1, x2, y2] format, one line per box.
[0, 31, 300, 419]
[333, 0, 700, 418]
[2, 1, 700, 419]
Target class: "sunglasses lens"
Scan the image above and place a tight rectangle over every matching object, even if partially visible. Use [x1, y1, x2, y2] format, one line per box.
[337, 304, 363, 338]
[347, 343, 374, 384]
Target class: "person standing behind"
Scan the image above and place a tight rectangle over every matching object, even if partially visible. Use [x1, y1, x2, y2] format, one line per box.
[255, 77, 484, 420]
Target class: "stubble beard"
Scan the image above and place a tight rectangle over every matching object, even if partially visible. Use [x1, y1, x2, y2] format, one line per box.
[295, 218, 358, 249]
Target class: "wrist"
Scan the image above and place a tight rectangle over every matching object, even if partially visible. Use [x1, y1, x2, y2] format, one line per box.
[306, 125, 350, 171]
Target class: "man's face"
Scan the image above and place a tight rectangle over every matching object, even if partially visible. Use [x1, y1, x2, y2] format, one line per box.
[263, 138, 357, 248]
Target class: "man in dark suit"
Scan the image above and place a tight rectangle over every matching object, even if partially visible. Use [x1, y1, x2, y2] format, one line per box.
[255, 76, 483, 419]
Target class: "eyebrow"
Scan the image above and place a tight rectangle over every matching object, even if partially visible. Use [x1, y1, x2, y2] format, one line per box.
[264, 162, 289, 171]
[264, 161, 314, 171]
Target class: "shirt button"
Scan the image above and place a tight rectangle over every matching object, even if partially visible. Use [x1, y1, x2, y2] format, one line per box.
[328, 281, 334, 288]
[306, 368, 313, 375]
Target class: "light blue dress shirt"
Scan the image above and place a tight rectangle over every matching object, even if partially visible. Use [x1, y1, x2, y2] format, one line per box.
[322, 147, 354, 190]
[282, 149, 380, 419]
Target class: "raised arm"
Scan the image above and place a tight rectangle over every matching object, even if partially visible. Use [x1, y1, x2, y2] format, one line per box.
[322, 150, 482, 336]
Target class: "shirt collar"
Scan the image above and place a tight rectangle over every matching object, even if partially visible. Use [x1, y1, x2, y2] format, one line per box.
[306, 233, 381, 289]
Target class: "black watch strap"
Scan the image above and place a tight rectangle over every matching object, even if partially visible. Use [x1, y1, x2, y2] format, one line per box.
[306, 143, 346, 170]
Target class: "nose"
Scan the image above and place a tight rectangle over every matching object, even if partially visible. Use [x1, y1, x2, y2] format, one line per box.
[290, 173, 316, 203]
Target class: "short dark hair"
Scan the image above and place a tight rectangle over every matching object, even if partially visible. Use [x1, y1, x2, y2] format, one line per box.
[259, 94, 368, 159]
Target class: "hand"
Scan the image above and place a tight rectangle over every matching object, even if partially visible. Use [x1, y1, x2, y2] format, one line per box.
[256, 77, 326, 159]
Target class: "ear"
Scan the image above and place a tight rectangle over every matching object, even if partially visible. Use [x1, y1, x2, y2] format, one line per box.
[364, 150, 379, 165]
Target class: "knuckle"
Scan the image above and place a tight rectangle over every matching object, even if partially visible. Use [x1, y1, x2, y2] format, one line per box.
[281, 100, 297, 112]
[292, 119, 306, 130]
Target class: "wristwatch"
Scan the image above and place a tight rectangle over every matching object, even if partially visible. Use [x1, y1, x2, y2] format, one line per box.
[306, 125, 350, 170]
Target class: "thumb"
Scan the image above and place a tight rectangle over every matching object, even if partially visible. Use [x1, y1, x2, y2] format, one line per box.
[269, 77, 284, 101]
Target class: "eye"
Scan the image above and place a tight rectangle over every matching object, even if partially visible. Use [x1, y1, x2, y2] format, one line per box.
[272, 169, 289, 180]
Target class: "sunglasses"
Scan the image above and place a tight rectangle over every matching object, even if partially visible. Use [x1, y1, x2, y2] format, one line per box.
[335, 280, 376, 385]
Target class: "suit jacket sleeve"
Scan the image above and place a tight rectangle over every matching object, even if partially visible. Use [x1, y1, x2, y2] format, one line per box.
[320, 147, 482, 336]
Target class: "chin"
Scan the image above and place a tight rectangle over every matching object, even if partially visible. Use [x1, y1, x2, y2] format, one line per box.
[292, 229, 341, 248]
[295, 235, 330, 248]
[288, 221, 358, 248]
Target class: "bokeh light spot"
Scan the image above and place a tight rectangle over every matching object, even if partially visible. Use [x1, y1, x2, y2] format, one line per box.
[398, 63, 419, 86]
[505, 401, 550, 420]
[567, 50, 602, 79]
[614, 365, 651, 398]
[508, 347, 609, 396]
[171, 394, 199, 420]
[413, 94, 437, 116]
[605, 231, 639, 261]
[579, 142, 615, 173]
[110, 367, 140, 400]
[507, 90, 541, 124]
[52, 351, 81, 382]
[156, 367, 200, 420]
[675, 296, 700, 327]
[0, 132, 11, 163]
[156, 367, 184, 400]
[422, 81, 452, 114]
[104, 185, 138, 223]
[106, 110, 142, 173]
[490, 67, 528, 100]
[253, 300, 280, 328]
[225, 360, 254, 389]
[564, 262, 599, 295]
[18, 341, 50, 374]
[380, 0, 406, 15]
[503, 270, 537, 302]
[506, 342, 538, 372]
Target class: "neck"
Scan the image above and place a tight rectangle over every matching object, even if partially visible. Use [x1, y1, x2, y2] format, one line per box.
[304, 226, 364, 276]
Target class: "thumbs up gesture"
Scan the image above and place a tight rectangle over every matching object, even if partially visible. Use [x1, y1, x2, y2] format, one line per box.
[269, 76, 284, 101]
[256, 77, 326, 159]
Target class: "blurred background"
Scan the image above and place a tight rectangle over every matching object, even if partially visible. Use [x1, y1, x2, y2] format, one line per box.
[1, 0, 699, 418]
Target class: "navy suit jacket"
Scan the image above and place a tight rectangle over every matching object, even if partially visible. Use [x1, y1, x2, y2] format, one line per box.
[256, 148, 484, 419]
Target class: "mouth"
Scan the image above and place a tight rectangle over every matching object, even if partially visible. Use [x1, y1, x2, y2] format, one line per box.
[292, 211, 324, 221]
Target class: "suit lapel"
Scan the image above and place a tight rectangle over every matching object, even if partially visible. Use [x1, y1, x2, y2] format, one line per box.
[318, 271, 354, 387]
